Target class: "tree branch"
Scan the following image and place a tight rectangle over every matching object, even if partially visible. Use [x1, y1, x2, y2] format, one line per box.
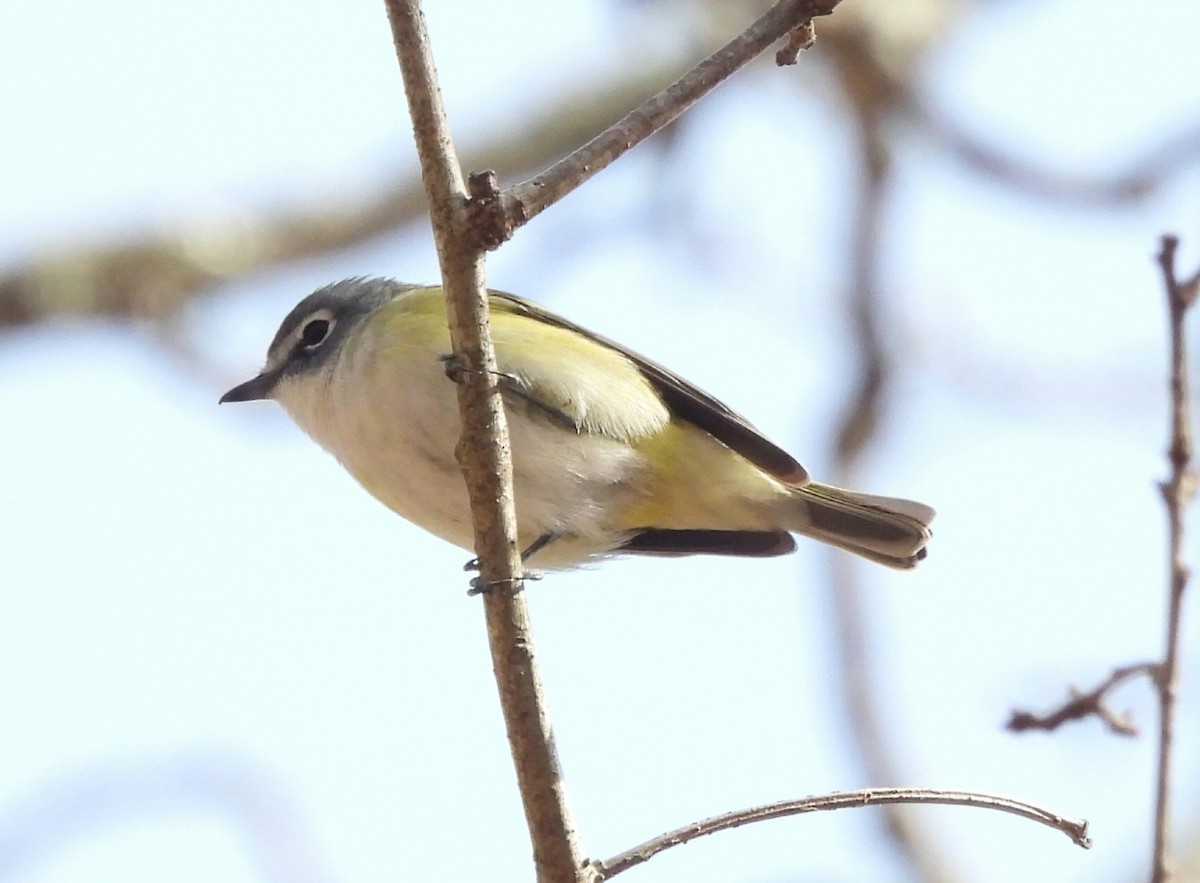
[590, 788, 1090, 879]
[382, 3, 589, 881]
[1150, 234, 1200, 883]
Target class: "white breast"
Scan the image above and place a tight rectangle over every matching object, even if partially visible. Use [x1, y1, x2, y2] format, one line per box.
[273, 329, 653, 567]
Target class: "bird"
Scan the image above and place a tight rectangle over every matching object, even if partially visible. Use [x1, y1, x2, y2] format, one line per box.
[221, 278, 934, 571]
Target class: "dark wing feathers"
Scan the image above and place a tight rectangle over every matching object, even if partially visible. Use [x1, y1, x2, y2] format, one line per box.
[620, 529, 798, 558]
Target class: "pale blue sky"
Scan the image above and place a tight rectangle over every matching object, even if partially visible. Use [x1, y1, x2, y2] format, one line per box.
[3, 1, 1200, 881]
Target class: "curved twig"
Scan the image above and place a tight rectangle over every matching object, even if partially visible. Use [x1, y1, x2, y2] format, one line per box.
[590, 788, 1091, 879]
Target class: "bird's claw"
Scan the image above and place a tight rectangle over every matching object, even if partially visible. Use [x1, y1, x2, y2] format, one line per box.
[466, 571, 543, 596]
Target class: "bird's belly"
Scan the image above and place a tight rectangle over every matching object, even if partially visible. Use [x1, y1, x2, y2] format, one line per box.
[314, 362, 649, 566]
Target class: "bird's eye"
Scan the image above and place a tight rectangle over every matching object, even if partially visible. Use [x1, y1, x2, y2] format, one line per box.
[300, 318, 331, 349]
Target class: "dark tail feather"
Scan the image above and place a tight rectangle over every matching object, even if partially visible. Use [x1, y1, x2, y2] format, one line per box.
[791, 483, 934, 569]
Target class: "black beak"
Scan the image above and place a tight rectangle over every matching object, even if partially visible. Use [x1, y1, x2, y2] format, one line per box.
[220, 372, 279, 404]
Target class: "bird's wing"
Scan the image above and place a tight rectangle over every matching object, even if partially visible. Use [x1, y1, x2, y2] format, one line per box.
[490, 292, 809, 485]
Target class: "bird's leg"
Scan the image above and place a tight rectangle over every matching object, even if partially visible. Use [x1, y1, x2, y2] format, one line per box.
[518, 531, 559, 562]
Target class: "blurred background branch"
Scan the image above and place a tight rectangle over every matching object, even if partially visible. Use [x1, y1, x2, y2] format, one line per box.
[816, 17, 964, 882]
[0, 754, 333, 883]
[0, 63, 688, 329]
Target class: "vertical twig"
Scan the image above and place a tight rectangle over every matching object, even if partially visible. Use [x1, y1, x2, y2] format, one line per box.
[382, 3, 590, 881]
[1151, 235, 1199, 883]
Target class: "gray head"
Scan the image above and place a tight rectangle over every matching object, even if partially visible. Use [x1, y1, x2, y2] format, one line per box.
[220, 278, 414, 403]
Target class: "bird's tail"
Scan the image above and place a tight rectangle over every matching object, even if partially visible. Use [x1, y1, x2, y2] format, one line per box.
[787, 482, 935, 569]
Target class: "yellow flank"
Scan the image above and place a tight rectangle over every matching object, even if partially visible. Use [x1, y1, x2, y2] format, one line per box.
[621, 419, 790, 532]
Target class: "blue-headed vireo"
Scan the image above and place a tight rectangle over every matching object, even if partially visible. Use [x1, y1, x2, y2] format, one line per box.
[220, 279, 934, 570]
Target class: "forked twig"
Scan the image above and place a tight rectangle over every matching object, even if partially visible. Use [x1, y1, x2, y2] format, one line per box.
[482, 0, 842, 243]
[1008, 237, 1199, 882]
[1007, 662, 1158, 737]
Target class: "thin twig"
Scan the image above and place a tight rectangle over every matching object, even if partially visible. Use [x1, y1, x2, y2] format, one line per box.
[491, 0, 840, 238]
[1006, 663, 1158, 737]
[382, 3, 590, 881]
[1150, 234, 1200, 883]
[590, 788, 1091, 879]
